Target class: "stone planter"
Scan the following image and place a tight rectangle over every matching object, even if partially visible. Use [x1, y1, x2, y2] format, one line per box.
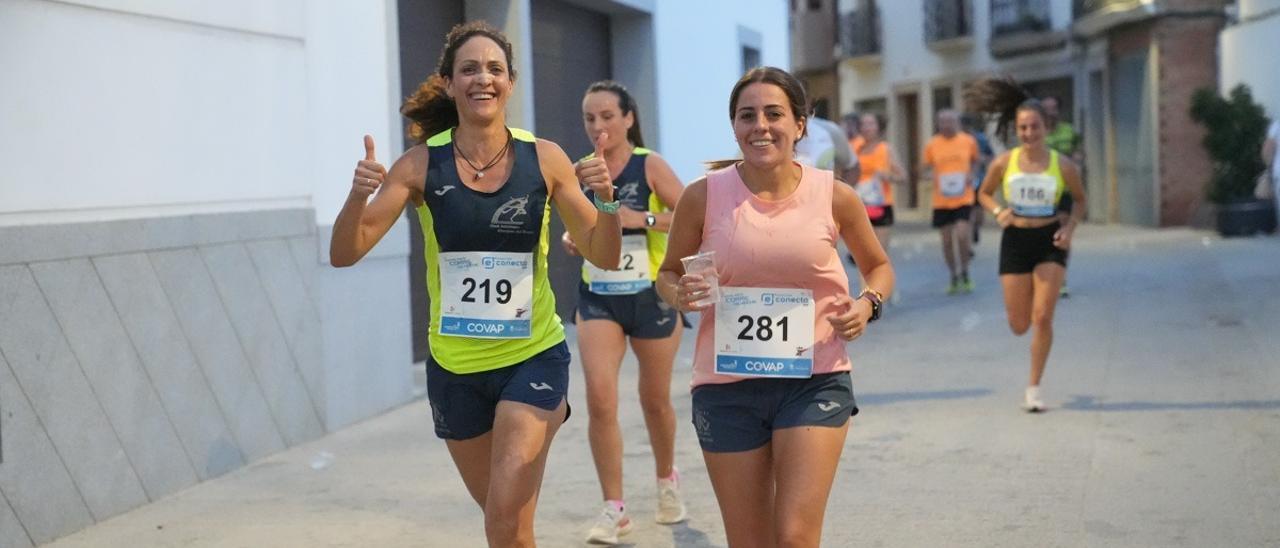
[1215, 197, 1277, 236]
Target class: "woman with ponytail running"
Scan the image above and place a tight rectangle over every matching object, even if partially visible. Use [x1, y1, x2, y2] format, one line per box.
[966, 77, 1086, 412]
[559, 81, 689, 544]
[658, 66, 894, 547]
[330, 21, 621, 546]
[850, 112, 905, 251]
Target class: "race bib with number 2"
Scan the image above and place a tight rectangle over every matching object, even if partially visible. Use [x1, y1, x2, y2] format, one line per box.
[585, 234, 650, 295]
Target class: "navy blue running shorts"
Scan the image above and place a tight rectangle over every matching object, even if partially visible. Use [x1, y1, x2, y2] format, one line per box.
[575, 283, 688, 339]
[691, 372, 857, 453]
[426, 340, 571, 440]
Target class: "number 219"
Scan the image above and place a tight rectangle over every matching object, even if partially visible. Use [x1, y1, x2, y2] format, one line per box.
[461, 278, 512, 304]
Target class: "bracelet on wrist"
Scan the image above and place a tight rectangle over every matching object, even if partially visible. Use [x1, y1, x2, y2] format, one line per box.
[857, 288, 884, 322]
[593, 195, 620, 214]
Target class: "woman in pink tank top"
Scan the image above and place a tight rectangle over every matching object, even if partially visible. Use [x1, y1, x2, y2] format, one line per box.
[655, 67, 895, 547]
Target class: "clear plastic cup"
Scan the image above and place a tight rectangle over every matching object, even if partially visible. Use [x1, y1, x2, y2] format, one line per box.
[680, 251, 720, 307]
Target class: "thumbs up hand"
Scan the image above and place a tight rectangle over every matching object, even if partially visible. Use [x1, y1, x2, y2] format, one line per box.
[574, 132, 614, 202]
[351, 134, 386, 200]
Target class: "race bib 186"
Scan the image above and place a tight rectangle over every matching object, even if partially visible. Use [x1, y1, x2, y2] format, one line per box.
[585, 234, 650, 295]
[714, 287, 816, 378]
[438, 251, 534, 338]
[1007, 173, 1059, 217]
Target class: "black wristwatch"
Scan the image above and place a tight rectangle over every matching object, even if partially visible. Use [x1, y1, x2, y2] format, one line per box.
[645, 212, 657, 227]
[858, 288, 883, 322]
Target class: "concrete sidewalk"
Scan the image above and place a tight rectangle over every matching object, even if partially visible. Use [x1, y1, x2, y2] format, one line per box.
[38, 219, 1280, 548]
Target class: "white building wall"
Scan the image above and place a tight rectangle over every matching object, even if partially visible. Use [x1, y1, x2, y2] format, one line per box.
[1220, 0, 1280, 118]
[0, 1, 413, 543]
[307, 0, 402, 225]
[837, 0, 1074, 110]
[651, 0, 792, 182]
[0, 0, 402, 228]
[0, 0, 309, 223]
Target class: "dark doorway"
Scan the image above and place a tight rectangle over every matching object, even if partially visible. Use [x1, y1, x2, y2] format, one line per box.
[399, 0, 464, 363]
[531, 0, 612, 320]
[897, 91, 921, 207]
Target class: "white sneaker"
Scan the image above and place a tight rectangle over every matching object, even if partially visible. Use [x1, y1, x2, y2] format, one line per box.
[1024, 386, 1046, 413]
[585, 505, 632, 545]
[655, 474, 687, 524]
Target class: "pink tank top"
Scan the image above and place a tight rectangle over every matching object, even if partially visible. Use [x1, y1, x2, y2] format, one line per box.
[691, 163, 852, 388]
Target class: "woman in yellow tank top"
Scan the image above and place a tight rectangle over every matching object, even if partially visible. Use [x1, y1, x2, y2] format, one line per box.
[851, 112, 905, 252]
[559, 81, 690, 543]
[968, 78, 1086, 413]
[329, 22, 622, 545]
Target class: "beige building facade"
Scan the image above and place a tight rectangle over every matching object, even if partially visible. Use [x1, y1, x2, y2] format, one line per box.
[822, 0, 1226, 226]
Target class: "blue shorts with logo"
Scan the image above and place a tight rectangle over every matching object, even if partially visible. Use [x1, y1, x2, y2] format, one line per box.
[575, 282, 689, 339]
[426, 340, 571, 440]
[691, 372, 857, 453]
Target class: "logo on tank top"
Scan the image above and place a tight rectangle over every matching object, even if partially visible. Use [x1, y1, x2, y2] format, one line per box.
[616, 181, 641, 202]
[491, 195, 535, 235]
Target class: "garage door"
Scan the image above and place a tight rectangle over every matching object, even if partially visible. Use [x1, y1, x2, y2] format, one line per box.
[399, 0, 464, 363]
[531, 0, 613, 321]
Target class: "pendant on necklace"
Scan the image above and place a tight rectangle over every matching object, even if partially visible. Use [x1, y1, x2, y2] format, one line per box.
[474, 171, 484, 180]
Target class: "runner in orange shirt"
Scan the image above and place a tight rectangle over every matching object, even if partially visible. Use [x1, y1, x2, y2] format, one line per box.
[921, 109, 980, 294]
[850, 112, 905, 252]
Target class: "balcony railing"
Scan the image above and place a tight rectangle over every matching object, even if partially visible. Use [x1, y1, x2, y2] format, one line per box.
[1073, 0, 1145, 19]
[838, 2, 881, 58]
[925, 0, 973, 43]
[990, 0, 1051, 36]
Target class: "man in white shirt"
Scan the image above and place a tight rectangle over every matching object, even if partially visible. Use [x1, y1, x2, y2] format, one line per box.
[795, 116, 860, 183]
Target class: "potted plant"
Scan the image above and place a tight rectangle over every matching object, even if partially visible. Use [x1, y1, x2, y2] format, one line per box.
[1189, 84, 1276, 236]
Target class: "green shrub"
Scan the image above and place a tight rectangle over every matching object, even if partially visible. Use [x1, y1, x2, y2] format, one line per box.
[1189, 84, 1270, 204]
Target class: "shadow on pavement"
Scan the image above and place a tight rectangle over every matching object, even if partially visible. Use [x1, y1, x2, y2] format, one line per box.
[1063, 395, 1280, 412]
[857, 388, 993, 406]
[669, 521, 721, 548]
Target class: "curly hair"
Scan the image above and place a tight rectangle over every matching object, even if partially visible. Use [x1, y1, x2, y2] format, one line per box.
[963, 76, 1046, 142]
[401, 21, 515, 144]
